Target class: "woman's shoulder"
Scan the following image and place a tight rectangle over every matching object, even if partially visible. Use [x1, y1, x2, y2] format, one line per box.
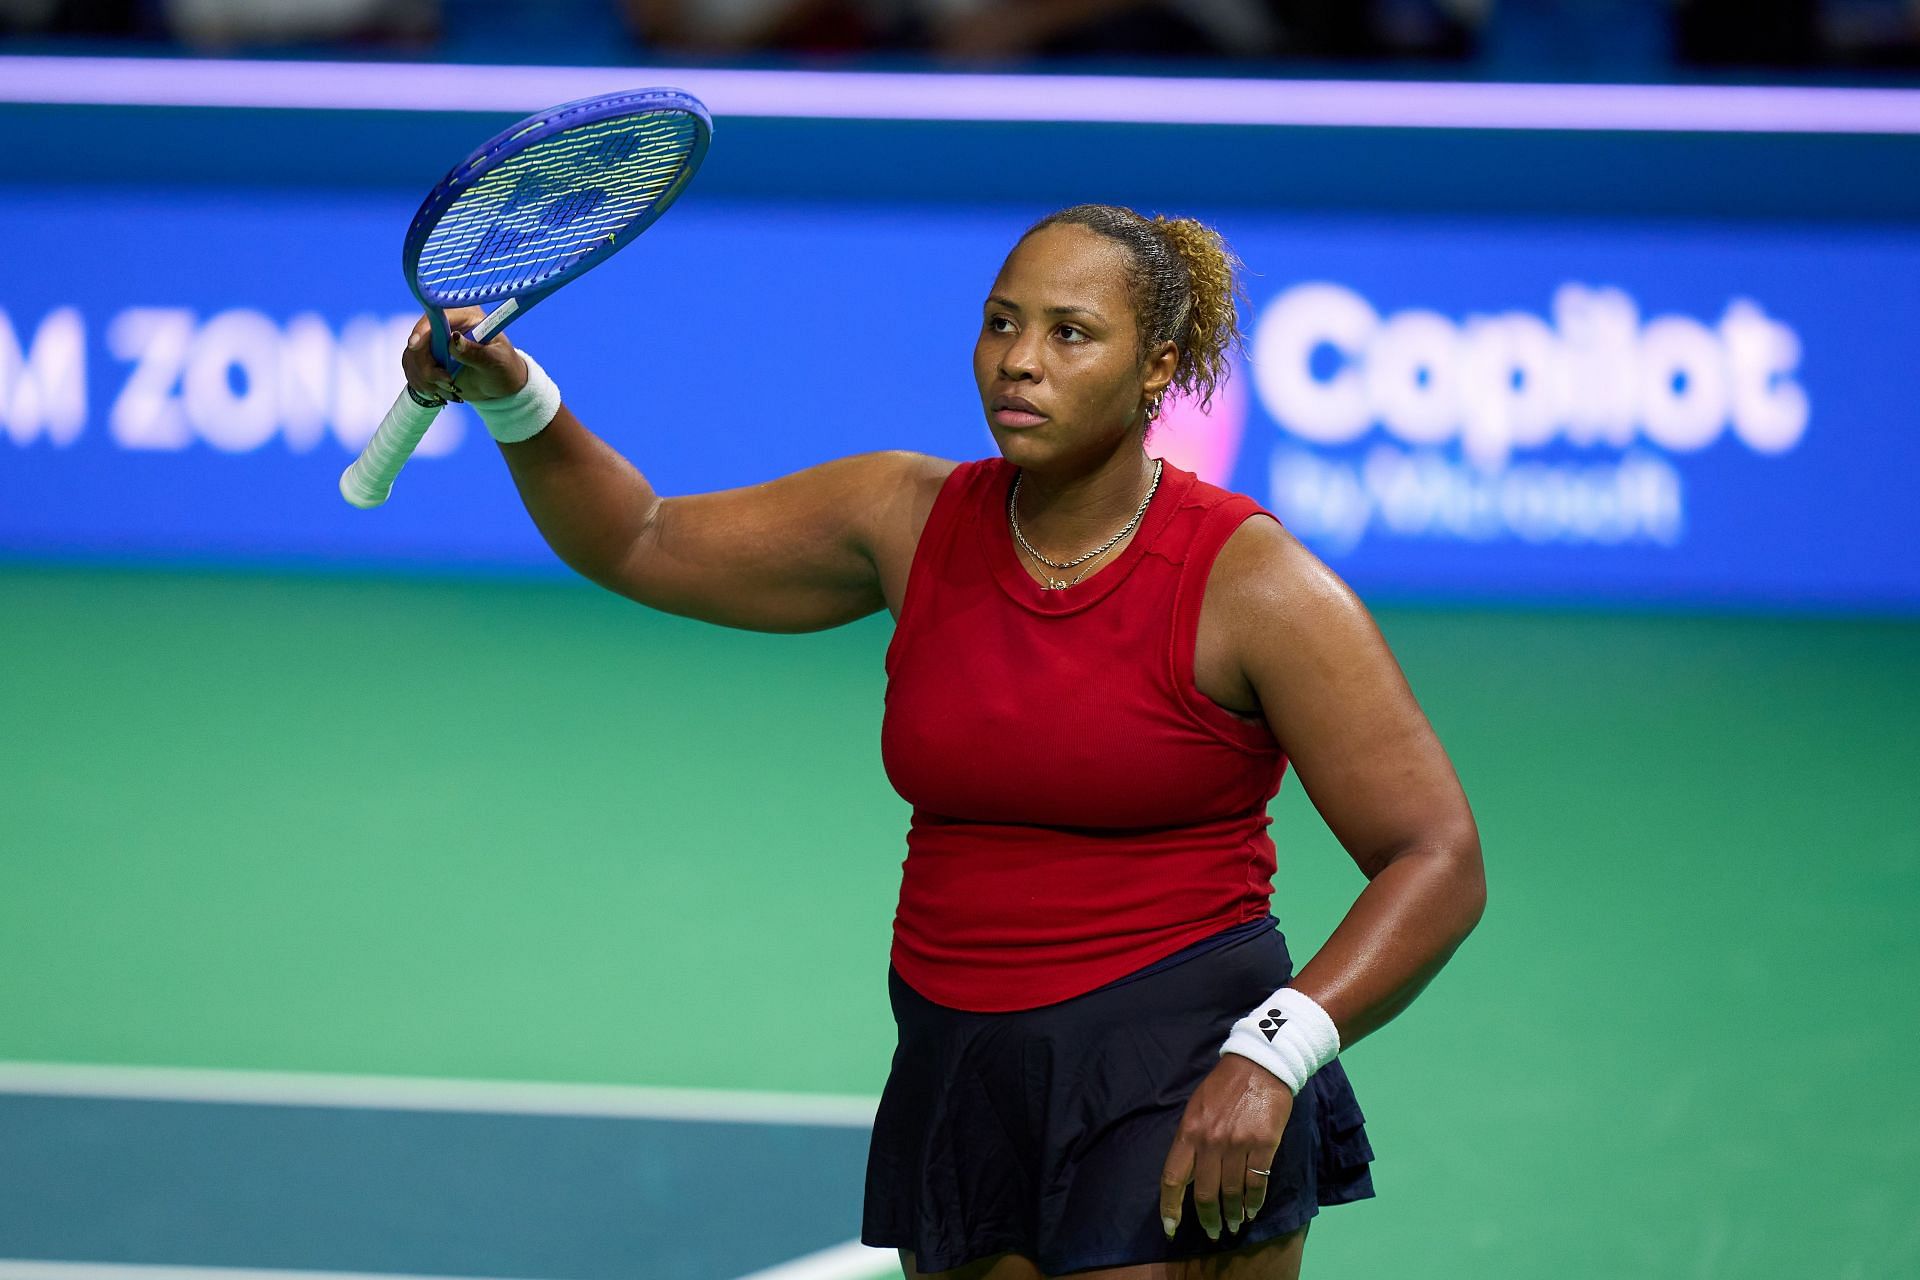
[818, 451, 963, 580]
[1141, 459, 1348, 619]
[1202, 489, 1365, 642]
[914, 454, 1008, 518]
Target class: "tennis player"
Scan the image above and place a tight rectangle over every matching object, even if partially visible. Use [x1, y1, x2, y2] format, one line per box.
[401, 203, 1485, 1280]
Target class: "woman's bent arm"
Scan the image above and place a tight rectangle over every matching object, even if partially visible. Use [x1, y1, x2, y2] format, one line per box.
[406, 314, 950, 633]
[498, 405, 941, 632]
[1216, 517, 1488, 1048]
[1161, 516, 1485, 1240]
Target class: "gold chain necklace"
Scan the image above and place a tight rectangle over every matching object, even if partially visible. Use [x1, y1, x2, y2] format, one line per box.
[1008, 458, 1164, 590]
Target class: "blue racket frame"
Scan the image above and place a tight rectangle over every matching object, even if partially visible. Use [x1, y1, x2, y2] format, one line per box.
[401, 86, 712, 373]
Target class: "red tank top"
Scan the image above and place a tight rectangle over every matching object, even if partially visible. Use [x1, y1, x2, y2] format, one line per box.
[882, 456, 1289, 1012]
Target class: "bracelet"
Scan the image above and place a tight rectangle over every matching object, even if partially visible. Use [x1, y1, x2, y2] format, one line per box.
[406, 383, 446, 409]
[471, 348, 562, 444]
[1219, 985, 1341, 1096]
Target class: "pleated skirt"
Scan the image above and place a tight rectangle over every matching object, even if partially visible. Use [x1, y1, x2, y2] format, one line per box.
[861, 917, 1375, 1275]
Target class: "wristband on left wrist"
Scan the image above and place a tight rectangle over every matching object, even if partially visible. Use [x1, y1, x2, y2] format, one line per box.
[1219, 985, 1341, 1095]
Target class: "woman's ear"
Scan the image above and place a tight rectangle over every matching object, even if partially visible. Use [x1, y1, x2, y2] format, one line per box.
[1143, 339, 1179, 400]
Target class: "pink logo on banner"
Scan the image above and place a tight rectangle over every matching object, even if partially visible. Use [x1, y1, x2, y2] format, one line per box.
[1150, 355, 1249, 486]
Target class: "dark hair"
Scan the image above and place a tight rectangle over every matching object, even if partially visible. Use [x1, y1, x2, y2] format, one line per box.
[1021, 203, 1249, 428]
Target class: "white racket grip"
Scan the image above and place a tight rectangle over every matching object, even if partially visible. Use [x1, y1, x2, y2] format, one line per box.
[339, 388, 441, 508]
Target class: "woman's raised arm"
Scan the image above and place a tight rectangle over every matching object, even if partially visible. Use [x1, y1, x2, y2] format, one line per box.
[405, 311, 953, 633]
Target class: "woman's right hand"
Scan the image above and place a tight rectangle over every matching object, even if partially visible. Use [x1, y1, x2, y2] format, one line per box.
[402, 307, 529, 404]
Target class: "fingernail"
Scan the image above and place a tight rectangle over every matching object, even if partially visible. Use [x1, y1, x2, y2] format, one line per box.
[407, 331, 424, 348]
[1205, 1226, 1219, 1241]
[1162, 1216, 1177, 1239]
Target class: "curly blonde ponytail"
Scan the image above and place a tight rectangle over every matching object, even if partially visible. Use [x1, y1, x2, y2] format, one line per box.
[1022, 204, 1249, 431]
[1146, 214, 1249, 421]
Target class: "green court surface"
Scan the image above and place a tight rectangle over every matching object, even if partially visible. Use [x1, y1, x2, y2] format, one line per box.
[2, 565, 1917, 1277]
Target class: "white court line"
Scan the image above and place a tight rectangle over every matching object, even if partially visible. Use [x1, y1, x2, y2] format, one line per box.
[0, 1060, 877, 1127]
[2, 54, 1920, 133]
[0, 1251, 898, 1280]
[0, 1264, 548, 1280]
[731, 1239, 899, 1280]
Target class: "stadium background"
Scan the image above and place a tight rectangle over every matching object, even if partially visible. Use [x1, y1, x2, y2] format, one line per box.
[3, 3, 1918, 1276]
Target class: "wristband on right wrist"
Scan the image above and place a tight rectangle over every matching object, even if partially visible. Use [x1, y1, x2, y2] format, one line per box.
[471, 348, 562, 443]
[1219, 985, 1341, 1095]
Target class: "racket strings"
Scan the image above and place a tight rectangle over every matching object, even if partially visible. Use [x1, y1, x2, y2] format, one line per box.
[415, 112, 700, 305]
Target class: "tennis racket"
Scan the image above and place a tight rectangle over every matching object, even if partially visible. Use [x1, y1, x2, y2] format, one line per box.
[339, 87, 711, 509]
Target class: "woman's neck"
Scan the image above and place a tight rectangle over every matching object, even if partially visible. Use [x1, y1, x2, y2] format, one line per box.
[1011, 445, 1157, 559]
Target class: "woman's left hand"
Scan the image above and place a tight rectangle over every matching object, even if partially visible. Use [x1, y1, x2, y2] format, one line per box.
[1159, 1055, 1293, 1240]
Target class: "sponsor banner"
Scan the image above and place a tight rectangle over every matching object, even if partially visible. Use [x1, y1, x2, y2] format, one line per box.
[3, 186, 1916, 608]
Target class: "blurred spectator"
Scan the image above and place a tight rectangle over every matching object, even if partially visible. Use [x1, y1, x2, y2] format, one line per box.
[1677, 0, 1920, 68]
[918, 0, 1284, 60]
[160, 0, 437, 48]
[1676, 0, 1821, 66]
[620, 0, 894, 55]
[6, 0, 1915, 76]
[619, 0, 1479, 60]
[1810, 0, 1920, 66]
[924, 0, 1477, 61]
[0, 0, 145, 34]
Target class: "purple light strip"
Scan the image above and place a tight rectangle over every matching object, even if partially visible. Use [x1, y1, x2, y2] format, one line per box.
[4, 54, 1920, 133]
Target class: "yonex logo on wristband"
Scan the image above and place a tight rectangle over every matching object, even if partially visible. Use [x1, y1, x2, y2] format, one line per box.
[1223, 990, 1340, 1093]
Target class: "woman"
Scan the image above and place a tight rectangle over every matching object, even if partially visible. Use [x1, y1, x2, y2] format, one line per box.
[402, 204, 1486, 1279]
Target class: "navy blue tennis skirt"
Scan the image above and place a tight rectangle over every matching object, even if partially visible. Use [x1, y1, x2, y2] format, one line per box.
[861, 916, 1375, 1275]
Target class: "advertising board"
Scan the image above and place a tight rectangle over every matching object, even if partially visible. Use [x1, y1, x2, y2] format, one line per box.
[4, 188, 1914, 609]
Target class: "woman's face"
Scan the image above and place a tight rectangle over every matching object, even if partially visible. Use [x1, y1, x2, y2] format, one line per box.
[974, 223, 1175, 472]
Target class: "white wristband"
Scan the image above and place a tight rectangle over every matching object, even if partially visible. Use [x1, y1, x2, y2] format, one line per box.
[1219, 986, 1341, 1096]
[472, 348, 562, 444]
